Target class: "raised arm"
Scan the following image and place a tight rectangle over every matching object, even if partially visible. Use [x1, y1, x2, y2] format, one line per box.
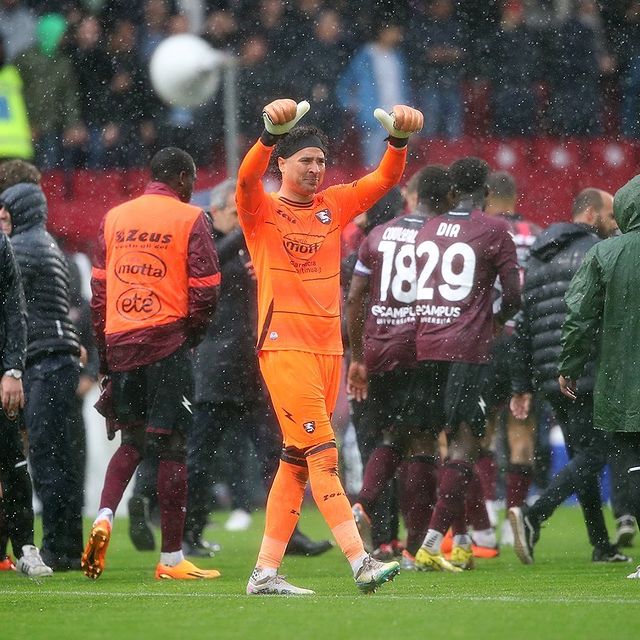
[334, 105, 424, 220]
[236, 99, 309, 221]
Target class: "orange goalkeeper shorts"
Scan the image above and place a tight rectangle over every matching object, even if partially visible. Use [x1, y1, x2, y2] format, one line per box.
[259, 350, 342, 450]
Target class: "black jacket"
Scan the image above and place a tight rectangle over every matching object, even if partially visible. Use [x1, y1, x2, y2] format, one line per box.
[1, 183, 80, 364]
[192, 227, 259, 405]
[0, 233, 27, 372]
[511, 222, 600, 397]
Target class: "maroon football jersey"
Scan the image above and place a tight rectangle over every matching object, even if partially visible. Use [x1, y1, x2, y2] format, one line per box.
[355, 213, 428, 374]
[414, 209, 519, 364]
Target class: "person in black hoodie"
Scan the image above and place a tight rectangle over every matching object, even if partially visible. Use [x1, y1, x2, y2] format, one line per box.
[508, 187, 627, 565]
[0, 211, 52, 578]
[0, 161, 82, 571]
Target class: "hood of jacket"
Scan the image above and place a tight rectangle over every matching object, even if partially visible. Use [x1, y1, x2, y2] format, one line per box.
[1, 182, 47, 234]
[613, 174, 640, 234]
[529, 222, 596, 263]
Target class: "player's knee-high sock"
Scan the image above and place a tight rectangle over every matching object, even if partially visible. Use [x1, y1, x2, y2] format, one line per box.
[357, 444, 403, 512]
[423, 461, 473, 551]
[466, 470, 491, 531]
[99, 444, 142, 512]
[258, 459, 308, 570]
[398, 455, 438, 556]
[475, 449, 497, 501]
[506, 463, 533, 508]
[307, 445, 365, 565]
[157, 460, 188, 553]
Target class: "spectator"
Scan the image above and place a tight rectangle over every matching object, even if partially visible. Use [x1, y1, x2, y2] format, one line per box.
[14, 13, 87, 169]
[0, 0, 36, 62]
[547, 0, 613, 135]
[489, 3, 541, 136]
[104, 19, 156, 166]
[0, 35, 33, 161]
[0, 160, 83, 571]
[290, 9, 349, 136]
[237, 33, 289, 141]
[68, 15, 114, 168]
[137, 0, 171, 63]
[337, 21, 411, 167]
[408, 0, 465, 139]
[202, 8, 239, 50]
[615, 1, 640, 139]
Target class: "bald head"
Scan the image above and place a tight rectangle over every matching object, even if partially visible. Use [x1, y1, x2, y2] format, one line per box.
[572, 188, 617, 238]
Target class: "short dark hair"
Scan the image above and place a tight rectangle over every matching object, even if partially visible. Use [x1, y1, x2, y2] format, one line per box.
[416, 164, 452, 210]
[571, 188, 604, 218]
[150, 147, 195, 183]
[0, 160, 42, 192]
[275, 125, 329, 161]
[450, 157, 490, 195]
[487, 170, 517, 200]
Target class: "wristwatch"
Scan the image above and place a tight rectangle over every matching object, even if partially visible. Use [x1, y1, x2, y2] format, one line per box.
[4, 369, 22, 379]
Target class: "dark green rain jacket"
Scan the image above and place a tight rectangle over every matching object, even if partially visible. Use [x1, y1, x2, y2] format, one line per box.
[559, 175, 640, 433]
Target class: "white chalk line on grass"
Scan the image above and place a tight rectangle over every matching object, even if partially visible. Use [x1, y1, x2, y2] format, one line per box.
[0, 591, 638, 605]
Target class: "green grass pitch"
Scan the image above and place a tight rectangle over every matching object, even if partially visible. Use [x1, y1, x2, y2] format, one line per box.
[1, 507, 639, 640]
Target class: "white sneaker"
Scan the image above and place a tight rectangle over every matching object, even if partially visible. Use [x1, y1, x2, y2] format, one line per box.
[16, 545, 53, 578]
[354, 555, 400, 593]
[471, 527, 497, 549]
[616, 515, 637, 547]
[246, 569, 314, 595]
[627, 565, 640, 579]
[225, 509, 252, 532]
[500, 518, 514, 547]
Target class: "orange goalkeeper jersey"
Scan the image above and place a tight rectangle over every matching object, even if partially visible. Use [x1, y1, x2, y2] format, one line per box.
[236, 139, 407, 354]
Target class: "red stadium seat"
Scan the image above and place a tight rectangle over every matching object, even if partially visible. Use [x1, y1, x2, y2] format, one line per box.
[477, 139, 535, 212]
[526, 138, 582, 225]
[409, 137, 477, 174]
[579, 139, 639, 195]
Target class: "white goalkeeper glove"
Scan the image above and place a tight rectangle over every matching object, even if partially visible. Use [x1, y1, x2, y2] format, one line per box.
[262, 99, 310, 135]
[374, 105, 424, 138]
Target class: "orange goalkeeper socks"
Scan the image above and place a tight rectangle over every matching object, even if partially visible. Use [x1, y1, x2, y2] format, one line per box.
[257, 459, 308, 569]
[307, 445, 365, 565]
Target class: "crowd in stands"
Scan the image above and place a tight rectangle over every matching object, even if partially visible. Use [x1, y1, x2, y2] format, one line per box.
[3, 0, 640, 170]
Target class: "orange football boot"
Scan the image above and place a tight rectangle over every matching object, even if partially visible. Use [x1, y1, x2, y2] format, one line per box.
[82, 519, 112, 580]
[155, 559, 221, 580]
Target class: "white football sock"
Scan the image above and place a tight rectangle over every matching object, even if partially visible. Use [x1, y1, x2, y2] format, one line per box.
[160, 550, 184, 567]
[94, 508, 113, 527]
[422, 529, 443, 553]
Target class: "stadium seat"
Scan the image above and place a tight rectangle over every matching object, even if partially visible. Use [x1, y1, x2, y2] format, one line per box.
[527, 138, 582, 225]
[580, 139, 638, 194]
[412, 137, 477, 169]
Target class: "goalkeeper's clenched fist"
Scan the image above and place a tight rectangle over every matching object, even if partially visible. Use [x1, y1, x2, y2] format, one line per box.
[374, 105, 424, 138]
[262, 98, 423, 139]
[263, 99, 310, 135]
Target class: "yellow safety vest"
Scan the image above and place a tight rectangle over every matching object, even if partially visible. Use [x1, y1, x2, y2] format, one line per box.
[0, 66, 33, 160]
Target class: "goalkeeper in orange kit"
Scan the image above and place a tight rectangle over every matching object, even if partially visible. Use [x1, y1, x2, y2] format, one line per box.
[237, 98, 423, 594]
